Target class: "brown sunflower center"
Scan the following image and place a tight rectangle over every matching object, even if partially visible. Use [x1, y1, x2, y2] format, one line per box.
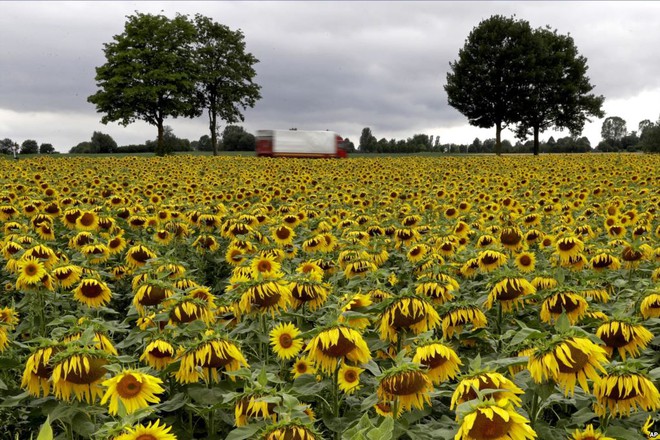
[319, 332, 356, 358]
[257, 260, 273, 272]
[63, 358, 107, 384]
[622, 247, 642, 262]
[170, 303, 202, 323]
[135, 435, 158, 440]
[279, 333, 293, 349]
[599, 325, 632, 348]
[480, 254, 499, 265]
[558, 241, 576, 251]
[148, 347, 173, 359]
[468, 410, 512, 440]
[547, 294, 581, 314]
[343, 369, 358, 383]
[556, 344, 590, 373]
[139, 286, 167, 306]
[296, 362, 308, 373]
[79, 212, 96, 227]
[275, 227, 291, 240]
[500, 229, 522, 245]
[116, 374, 143, 398]
[24, 264, 38, 276]
[80, 282, 104, 298]
[496, 280, 525, 301]
[424, 353, 449, 369]
[604, 380, 638, 400]
[130, 249, 151, 263]
[519, 255, 532, 266]
[201, 347, 233, 369]
[381, 371, 427, 396]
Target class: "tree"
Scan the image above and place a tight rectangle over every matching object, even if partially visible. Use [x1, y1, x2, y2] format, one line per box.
[193, 15, 261, 156]
[39, 143, 55, 154]
[145, 126, 192, 152]
[341, 137, 356, 153]
[88, 13, 199, 156]
[195, 135, 213, 151]
[513, 27, 604, 155]
[359, 127, 377, 152]
[445, 15, 534, 155]
[20, 139, 39, 154]
[638, 119, 653, 137]
[0, 138, 14, 155]
[222, 125, 255, 151]
[91, 131, 118, 153]
[638, 124, 660, 153]
[601, 116, 627, 144]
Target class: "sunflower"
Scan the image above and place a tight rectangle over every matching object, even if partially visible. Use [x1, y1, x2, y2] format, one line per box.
[593, 370, 660, 417]
[343, 259, 377, 279]
[51, 350, 108, 403]
[290, 279, 329, 311]
[540, 292, 588, 324]
[459, 258, 481, 279]
[555, 236, 584, 262]
[75, 210, 99, 231]
[261, 421, 321, 440]
[175, 331, 248, 384]
[21, 344, 59, 397]
[527, 336, 608, 396]
[514, 252, 536, 273]
[119, 420, 177, 440]
[305, 325, 371, 374]
[451, 371, 524, 409]
[272, 225, 295, 246]
[589, 252, 621, 271]
[379, 296, 441, 343]
[1, 241, 23, 260]
[454, 398, 537, 440]
[407, 244, 429, 263]
[640, 292, 660, 319]
[233, 278, 292, 317]
[570, 424, 615, 440]
[412, 341, 462, 384]
[72, 278, 112, 308]
[154, 229, 173, 245]
[595, 320, 653, 360]
[225, 246, 246, 266]
[377, 364, 433, 415]
[415, 280, 456, 305]
[235, 394, 277, 427]
[101, 369, 164, 415]
[250, 255, 283, 279]
[477, 250, 508, 272]
[80, 243, 110, 264]
[441, 305, 488, 339]
[291, 357, 316, 378]
[107, 235, 127, 255]
[485, 278, 536, 313]
[125, 244, 157, 268]
[499, 227, 525, 251]
[52, 265, 83, 289]
[338, 363, 364, 394]
[140, 339, 175, 370]
[15, 257, 47, 289]
[270, 322, 303, 360]
[133, 282, 173, 314]
[296, 261, 324, 281]
[168, 298, 214, 326]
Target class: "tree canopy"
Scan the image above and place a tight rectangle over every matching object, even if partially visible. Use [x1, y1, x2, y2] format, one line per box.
[445, 15, 604, 155]
[20, 139, 39, 155]
[193, 14, 261, 156]
[88, 12, 200, 156]
[601, 116, 627, 143]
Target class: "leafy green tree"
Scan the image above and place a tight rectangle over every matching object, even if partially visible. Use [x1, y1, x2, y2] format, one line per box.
[638, 119, 653, 137]
[39, 143, 55, 154]
[88, 13, 200, 156]
[91, 131, 118, 153]
[145, 126, 192, 152]
[513, 27, 604, 155]
[20, 139, 39, 154]
[601, 116, 627, 144]
[341, 137, 356, 153]
[194, 135, 213, 151]
[222, 125, 255, 151]
[639, 124, 660, 153]
[0, 138, 15, 155]
[193, 15, 261, 156]
[359, 127, 377, 152]
[445, 15, 534, 155]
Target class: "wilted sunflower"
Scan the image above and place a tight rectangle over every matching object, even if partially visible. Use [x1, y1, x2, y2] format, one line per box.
[101, 369, 164, 415]
[377, 364, 434, 415]
[451, 371, 524, 409]
[232, 278, 292, 317]
[305, 325, 371, 373]
[454, 398, 537, 440]
[289, 279, 329, 311]
[530, 276, 558, 291]
[125, 244, 157, 268]
[270, 322, 303, 360]
[133, 282, 173, 315]
[260, 421, 321, 440]
[52, 265, 83, 289]
[379, 296, 441, 343]
[569, 424, 615, 440]
[527, 336, 608, 396]
[80, 243, 110, 264]
[167, 298, 214, 326]
[291, 357, 316, 378]
[540, 292, 588, 324]
[596, 320, 653, 360]
[337, 292, 372, 330]
[140, 339, 175, 370]
[555, 236, 584, 262]
[589, 252, 621, 271]
[640, 292, 660, 319]
[118, 420, 177, 440]
[51, 349, 108, 403]
[338, 363, 364, 394]
[415, 279, 456, 305]
[21, 343, 60, 397]
[593, 369, 660, 417]
[412, 341, 462, 384]
[175, 331, 248, 384]
[441, 304, 488, 339]
[343, 259, 377, 279]
[72, 278, 112, 308]
[296, 261, 324, 281]
[477, 250, 508, 272]
[499, 227, 525, 251]
[485, 278, 536, 313]
[235, 394, 278, 427]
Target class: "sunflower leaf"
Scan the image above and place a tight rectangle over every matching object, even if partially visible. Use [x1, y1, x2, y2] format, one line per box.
[36, 416, 53, 440]
[224, 423, 264, 440]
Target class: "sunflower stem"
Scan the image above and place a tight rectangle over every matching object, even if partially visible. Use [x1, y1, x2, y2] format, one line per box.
[496, 302, 503, 351]
[332, 362, 341, 440]
[528, 388, 539, 428]
[208, 406, 215, 438]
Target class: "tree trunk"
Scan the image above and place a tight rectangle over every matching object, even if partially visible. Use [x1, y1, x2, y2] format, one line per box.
[209, 109, 218, 156]
[533, 125, 540, 156]
[156, 117, 164, 157]
[495, 122, 502, 156]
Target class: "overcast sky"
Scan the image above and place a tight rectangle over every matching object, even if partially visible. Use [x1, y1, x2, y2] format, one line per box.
[1, 1, 659, 152]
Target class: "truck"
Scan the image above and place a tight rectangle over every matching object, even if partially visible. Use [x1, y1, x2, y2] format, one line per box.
[256, 130, 347, 158]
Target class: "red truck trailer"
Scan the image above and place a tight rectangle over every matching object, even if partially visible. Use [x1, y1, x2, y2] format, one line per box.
[256, 130, 347, 158]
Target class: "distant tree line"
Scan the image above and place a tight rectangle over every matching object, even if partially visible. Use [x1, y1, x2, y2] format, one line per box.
[0, 138, 56, 156]
[596, 115, 660, 153]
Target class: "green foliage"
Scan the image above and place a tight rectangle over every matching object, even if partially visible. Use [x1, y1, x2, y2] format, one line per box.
[20, 139, 39, 154]
[639, 124, 660, 153]
[87, 12, 200, 156]
[39, 143, 55, 154]
[601, 116, 627, 143]
[222, 125, 256, 151]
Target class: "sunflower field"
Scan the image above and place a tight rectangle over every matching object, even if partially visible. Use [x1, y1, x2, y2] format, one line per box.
[0, 153, 659, 440]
